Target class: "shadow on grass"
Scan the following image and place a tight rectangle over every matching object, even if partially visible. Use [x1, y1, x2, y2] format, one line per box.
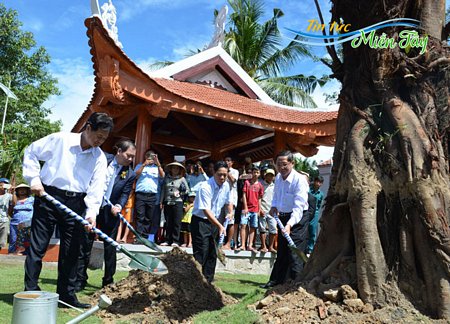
[0, 293, 14, 306]
[238, 279, 265, 287]
[225, 292, 248, 300]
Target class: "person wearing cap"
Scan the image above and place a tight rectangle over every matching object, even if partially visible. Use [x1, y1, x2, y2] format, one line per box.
[0, 178, 13, 251]
[259, 168, 277, 253]
[22, 112, 114, 309]
[9, 184, 34, 254]
[160, 161, 189, 247]
[181, 191, 196, 247]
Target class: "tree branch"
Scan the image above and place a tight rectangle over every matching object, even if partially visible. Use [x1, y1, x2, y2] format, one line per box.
[313, 0, 342, 72]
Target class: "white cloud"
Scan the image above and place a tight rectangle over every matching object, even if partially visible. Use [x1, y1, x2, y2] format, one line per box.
[23, 19, 43, 32]
[45, 58, 94, 131]
[116, 0, 217, 22]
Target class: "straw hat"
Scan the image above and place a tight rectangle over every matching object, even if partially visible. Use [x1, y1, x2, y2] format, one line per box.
[165, 161, 186, 174]
[16, 183, 31, 190]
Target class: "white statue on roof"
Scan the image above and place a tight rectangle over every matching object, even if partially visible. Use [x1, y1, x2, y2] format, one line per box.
[206, 5, 228, 50]
[91, 0, 123, 48]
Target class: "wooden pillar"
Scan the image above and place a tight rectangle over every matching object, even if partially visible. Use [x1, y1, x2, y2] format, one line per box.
[135, 109, 152, 163]
[274, 131, 287, 156]
[210, 143, 222, 162]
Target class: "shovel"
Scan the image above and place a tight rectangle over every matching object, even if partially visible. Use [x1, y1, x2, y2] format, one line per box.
[216, 218, 230, 266]
[273, 214, 308, 263]
[103, 196, 162, 252]
[41, 193, 168, 274]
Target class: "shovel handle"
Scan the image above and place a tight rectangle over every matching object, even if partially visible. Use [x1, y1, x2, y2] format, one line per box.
[273, 214, 296, 247]
[42, 193, 120, 250]
[103, 196, 162, 252]
[219, 218, 230, 245]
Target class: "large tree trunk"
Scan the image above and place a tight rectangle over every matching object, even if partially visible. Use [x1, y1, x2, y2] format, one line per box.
[302, 0, 450, 319]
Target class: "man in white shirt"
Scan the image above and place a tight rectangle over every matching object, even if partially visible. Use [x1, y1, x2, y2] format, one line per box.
[261, 150, 309, 288]
[22, 112, 113, 309]
[191, 161, 233, 283]
[222, 156, 239, 249]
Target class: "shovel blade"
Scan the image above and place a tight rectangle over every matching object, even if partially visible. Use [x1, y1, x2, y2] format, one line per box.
[289, 246, 309, 263]
[128, 252, 168, 274]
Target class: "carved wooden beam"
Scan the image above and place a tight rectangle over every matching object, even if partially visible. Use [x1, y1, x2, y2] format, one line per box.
[152, 134, 212, 152]
[218, 129, 273, 153]
[172, 112, 210, 140]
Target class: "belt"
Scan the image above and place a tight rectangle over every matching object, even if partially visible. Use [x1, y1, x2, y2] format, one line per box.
[44, 185, 86, 198]
[278, 212, 292, 217]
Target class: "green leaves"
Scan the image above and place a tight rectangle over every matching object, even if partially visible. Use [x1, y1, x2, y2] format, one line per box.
[0, 4, 60, 178]
[223, 0, 324, 106]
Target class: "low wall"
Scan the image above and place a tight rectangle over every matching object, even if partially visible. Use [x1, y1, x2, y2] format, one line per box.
[89, 241, 276, 275]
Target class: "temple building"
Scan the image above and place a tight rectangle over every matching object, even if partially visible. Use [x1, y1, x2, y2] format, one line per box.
[73, 11, 338, 164]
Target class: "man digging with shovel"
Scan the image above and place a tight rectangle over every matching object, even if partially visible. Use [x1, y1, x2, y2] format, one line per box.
[261, 150, 310, 289]
[191, 161, 234, 283]
[22, 113, 114, 309]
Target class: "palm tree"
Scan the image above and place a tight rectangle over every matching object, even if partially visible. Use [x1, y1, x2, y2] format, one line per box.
[151, 0, 326, 107]
[223, 0, 326, 107]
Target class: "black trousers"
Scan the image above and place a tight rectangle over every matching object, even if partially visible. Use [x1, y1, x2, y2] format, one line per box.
[135, 192, 157, 237]
[76, 228, 95, 289]
[24, 186, 86, 303]
[269, 214, 305, 285]
[191, 216, 218, 283]
[164, 201, 183, 245]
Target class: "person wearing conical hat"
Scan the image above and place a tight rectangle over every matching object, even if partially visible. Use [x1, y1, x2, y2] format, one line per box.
[9, 184, 34, 255]
[160, 162, 189, 247]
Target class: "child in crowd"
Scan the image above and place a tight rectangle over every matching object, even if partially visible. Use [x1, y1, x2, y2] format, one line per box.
[259, 169, 277, 253]
[307, 175, 324, 255]
[181, 192, 195, 247]
[240, 166, 264, 252]
[117, 191, 134, 243]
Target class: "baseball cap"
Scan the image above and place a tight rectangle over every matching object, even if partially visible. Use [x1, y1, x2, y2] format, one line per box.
[264, 169, 275, 176]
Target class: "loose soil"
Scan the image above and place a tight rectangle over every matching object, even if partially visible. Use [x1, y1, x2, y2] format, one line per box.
[253, 280, 448, 323]
[93, 248, 235, 323]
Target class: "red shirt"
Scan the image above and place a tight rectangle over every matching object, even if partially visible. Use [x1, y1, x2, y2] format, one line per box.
[243, 180, 264, 212]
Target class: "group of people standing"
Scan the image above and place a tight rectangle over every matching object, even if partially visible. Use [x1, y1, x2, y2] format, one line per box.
[16, 111, 325, 308]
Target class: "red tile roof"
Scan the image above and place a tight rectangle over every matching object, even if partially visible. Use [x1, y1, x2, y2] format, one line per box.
[153, 78, 338, 125]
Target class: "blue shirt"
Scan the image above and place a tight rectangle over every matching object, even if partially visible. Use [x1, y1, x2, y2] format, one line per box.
[192, 177, 231, 220]
[134, 164, 160, 194]
[11, 197, 34, 225]
[187, 173, 208, 191]
[309, 186, 324, 217]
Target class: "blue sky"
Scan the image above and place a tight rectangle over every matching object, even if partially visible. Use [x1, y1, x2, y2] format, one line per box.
[4, 0, 340, 161]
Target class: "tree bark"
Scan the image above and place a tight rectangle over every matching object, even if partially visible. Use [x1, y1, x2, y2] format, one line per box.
[302, 0, 450, 319]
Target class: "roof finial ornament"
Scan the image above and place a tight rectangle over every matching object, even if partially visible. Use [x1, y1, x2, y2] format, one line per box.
[98, 0, 123, 48]
[206, 5, 228, 50]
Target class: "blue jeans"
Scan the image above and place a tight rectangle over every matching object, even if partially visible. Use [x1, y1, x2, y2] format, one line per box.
[240, 212, 258, 228]
[8, 224, 18, 253]
[307, 212, 320, 253]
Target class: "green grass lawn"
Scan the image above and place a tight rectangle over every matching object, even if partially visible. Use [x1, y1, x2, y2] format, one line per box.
[0, 261, 268, 323]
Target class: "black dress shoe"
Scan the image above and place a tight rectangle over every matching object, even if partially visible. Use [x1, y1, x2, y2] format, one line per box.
[260, 281, 277, 289]
[59, 300, 91, 309]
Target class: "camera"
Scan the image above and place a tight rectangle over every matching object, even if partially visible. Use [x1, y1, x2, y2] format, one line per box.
[193, 165, 199, 172]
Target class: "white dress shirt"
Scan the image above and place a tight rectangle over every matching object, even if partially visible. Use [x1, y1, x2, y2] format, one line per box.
[192, 177, 231, 220]
[228, 167, 239, 206]
[23, 132, 108, 220]
[271, 169, 309, 227]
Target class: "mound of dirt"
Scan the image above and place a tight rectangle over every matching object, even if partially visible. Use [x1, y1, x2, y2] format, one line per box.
[93, 248, 235, 323]
[252, 281, 447, 323]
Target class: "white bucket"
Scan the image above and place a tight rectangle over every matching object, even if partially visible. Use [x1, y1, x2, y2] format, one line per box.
[12, 291, 59, 324]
